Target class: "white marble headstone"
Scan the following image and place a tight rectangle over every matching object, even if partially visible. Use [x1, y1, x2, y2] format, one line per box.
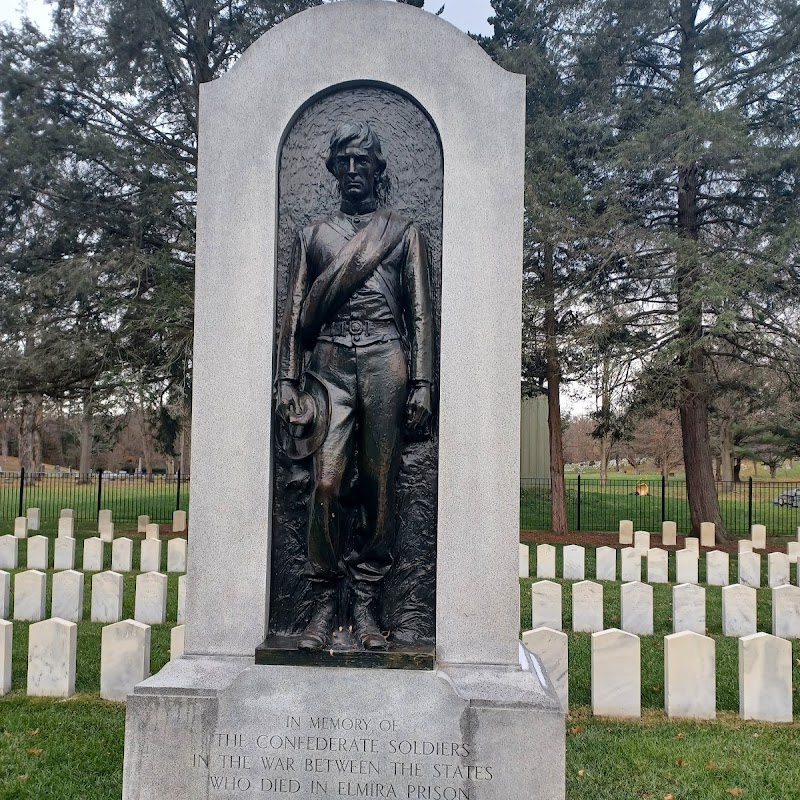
[141, 539, 163, 573]
[177, 574, 187, 626]
[705, 550, 730, 586]
[0, 535, 17, 570]
[772, 584, 800, 639]
[633, 531, 650, 555]
[739, 633, 792, 722]
[531, 580, 562, 631]
[26, 535, 49, 570]
[664, 631, 715, 719]
[14, 516, 28, 539]
[14, 570, 46, 622]
[99, 520, 115, 543]
[750, 524, 767, 550]
[173, 510, 187, 533]
[91, 571, 124, 624]
[619, 520, 633, 545]
[27, 617, 77, 698]
[672, 583, 705, 634]
[591, 629, 640, 718]
[82, 537, 105, 572]
[647, 548, 668, 584]
[111, 538, 133, 572]
[700, 522, 715, 548]
[26, 507, 40, 531]
[53, 537, 75, 571]
[167, 538, 187, 573]
[661, 520, 677, 547]
[675, 549, 698, 585]
[522, 627, 568, 711]
[572, 580, 603, 633]
[0, 570, 9, 620]
[135, 572, 168, 626]
[518, 543, 530, 579]
[767, 552, 789, 588]
[145, 523, 160, 541]
[621, 581, 653, 636]
[562, 544, 585, 581]
[684, 537, 699, 554]
[595, 546, 617, 581]
[738, 551, 761, 588]
[0, 619, 10, 695]
[51, 570, 84, 623]
[138, 515, 150, 533]
[171, 624, 186, 660]
[620, 547, 641, 582]
[536, 544, 556, 579]
[100, 619, 151, 702]
[721, 584, 757, 638]
[57, 517, 74, 539]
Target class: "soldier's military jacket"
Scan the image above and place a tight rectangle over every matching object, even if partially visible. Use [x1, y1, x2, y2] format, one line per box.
[278, 208, 434, 386]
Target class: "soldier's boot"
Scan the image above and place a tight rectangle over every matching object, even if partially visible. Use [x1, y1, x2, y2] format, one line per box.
[352, 583, 388, 651]
[297, 586, 336, 651]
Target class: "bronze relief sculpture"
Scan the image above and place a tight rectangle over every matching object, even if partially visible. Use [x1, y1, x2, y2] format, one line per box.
[274, 121, 435, 653]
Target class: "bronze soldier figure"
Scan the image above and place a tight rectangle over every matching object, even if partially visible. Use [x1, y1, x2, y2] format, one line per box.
[275, 120, 434, 652]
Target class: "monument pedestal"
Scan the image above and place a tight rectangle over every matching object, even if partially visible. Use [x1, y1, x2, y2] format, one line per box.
[123, 648, 564, 800]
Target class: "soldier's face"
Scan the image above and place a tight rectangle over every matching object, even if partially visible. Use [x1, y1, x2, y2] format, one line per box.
[334, 143, 377, 203]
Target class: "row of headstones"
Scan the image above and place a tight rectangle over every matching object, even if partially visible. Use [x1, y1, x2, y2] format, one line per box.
[531, 579, 800, 638]
[0, 617, 185, 701]
[1, 569, 186, 627]
[0, 535, 187, 573]
[617, 519, 780, 550]
[524, 627, 792, 722]
[12, 507, 187, 539]
[520, 543, 796, 588]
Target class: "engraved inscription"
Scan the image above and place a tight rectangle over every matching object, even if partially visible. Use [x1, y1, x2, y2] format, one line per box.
[198, 715, 495, 798]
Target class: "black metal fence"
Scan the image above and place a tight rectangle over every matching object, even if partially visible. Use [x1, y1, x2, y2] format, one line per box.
[0, 469, 189, 524]
[521, 476, 800, 537]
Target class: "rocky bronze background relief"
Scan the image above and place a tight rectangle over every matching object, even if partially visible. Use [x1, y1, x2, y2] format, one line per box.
[267, 85, 443, 658]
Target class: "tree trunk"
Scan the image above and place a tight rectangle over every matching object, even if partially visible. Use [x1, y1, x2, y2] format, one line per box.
[543, 241, 568, 536]
[675, 0, 727, 543]
[719, 417, 734, 485]
[733, 457, 742, 482]
[138, 385, 154, 482]
[598, 354, 611, 487]
[79, 393, 93, 477]
[18, 394, 43, 475]
[770, 463, 778, 479]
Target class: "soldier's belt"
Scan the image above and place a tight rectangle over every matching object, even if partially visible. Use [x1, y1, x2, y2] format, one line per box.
[318, 319, 399, 341]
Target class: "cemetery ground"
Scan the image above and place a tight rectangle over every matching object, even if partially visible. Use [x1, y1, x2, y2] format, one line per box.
[1, 529, 800, 798]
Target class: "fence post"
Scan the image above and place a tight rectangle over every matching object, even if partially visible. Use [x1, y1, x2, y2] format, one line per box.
[661, 473, 666, 523]
[96, 468, 103, 521]
[176, 469, 182, 512]
[747, 476, 753, 534]
[17, 467, 25, 518]
[577, 474, 582, 531]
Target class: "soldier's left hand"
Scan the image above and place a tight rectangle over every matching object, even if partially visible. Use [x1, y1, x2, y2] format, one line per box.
[406, 383, 432, 436]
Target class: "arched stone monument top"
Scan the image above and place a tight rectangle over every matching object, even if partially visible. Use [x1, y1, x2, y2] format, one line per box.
[206, 0, 514, 94]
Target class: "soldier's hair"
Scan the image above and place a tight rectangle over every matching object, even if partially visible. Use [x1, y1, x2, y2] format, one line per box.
[325, 121, 387, 176]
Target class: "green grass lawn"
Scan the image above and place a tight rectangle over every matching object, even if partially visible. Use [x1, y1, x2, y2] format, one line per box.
[2, 534, 799, 798]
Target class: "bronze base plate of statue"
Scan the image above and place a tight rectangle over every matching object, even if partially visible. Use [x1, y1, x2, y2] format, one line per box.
[255, 633, 434, 670]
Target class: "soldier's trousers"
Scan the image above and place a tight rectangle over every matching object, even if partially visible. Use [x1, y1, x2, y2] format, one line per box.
[305, 338, 407, 586]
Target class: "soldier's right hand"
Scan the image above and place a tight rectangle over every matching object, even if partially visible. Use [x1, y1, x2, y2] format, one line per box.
[276, 380, 314, 435]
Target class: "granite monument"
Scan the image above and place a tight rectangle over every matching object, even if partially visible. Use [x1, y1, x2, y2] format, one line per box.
[122, 3, 565, 798]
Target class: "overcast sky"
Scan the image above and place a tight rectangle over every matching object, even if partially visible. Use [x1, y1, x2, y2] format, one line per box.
[0, 0, 494, 35]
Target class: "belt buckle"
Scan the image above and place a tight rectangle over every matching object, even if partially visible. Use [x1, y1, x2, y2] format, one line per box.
[350, 319, 363, 341]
